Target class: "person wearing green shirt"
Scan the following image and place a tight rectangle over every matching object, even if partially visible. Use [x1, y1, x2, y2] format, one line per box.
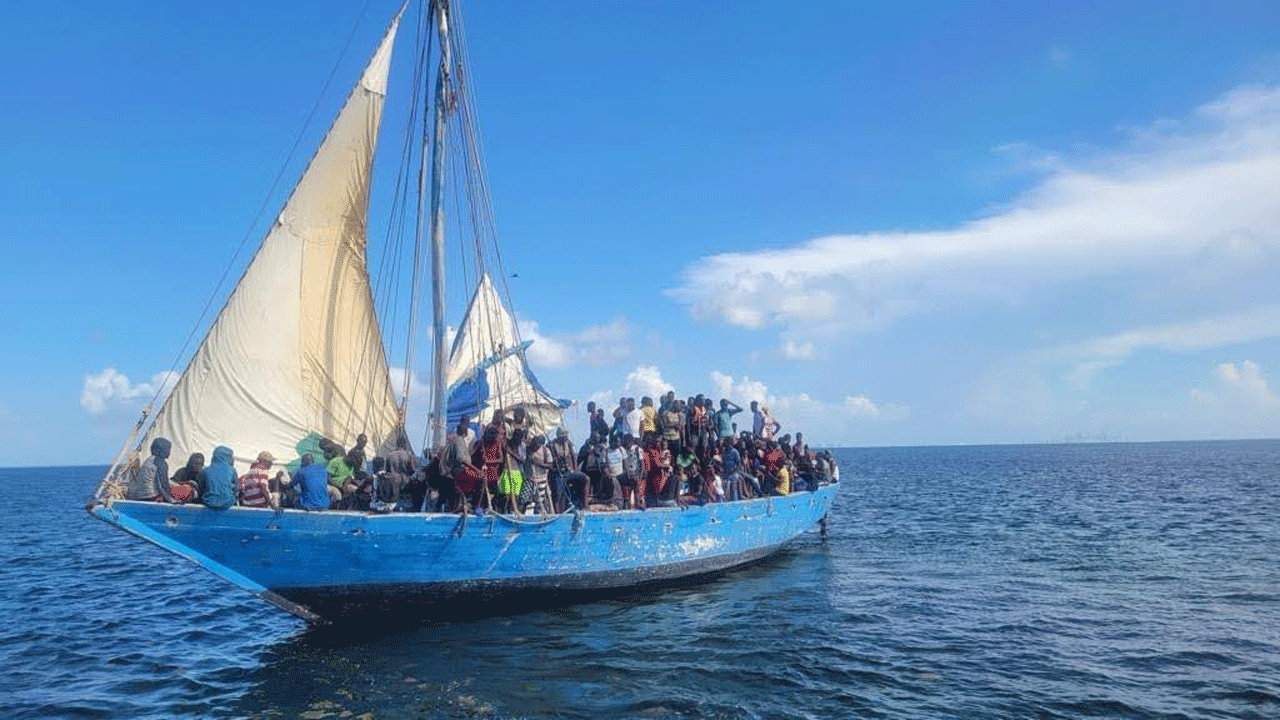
[327, 453, 354, 488]
[327, 449, 360, 508]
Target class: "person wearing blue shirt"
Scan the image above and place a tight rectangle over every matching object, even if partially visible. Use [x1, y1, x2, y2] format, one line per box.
[293, 453, 332, 511]
[716, 399, 742, 440]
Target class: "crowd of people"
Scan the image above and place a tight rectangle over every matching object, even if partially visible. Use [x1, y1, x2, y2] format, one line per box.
[122, 391, 839, 515]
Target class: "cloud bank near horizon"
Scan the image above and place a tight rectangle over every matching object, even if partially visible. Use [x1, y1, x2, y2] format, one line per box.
[669, 85, 1280, 345]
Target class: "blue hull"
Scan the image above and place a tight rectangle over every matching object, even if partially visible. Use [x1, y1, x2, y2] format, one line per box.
[88, 485, 836, 621]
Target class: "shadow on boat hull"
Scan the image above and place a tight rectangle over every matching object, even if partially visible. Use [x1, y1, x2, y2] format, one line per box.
[277, 541, 793, 621]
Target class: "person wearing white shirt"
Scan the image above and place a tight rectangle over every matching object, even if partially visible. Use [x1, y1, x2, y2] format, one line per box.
[625, 397, 644, 440]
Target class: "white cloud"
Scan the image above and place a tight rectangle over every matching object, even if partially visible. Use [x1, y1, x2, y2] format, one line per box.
[708, 371, 904, 444]
[578, 365, 675, 440]
[1204, 360, 1279, 408]
[1188, 386, 1213, 404]
[1066, 304, 1280, 384]
[388, 366, 430, 404]
[587, 363, 675, 411]
[710, 370, 770, 407]
[1188, 361, 1280, 437]
[669, 85, 1280, 339]
[992, 141, 1063, 172]
[1048, 46, 1071, 68]
[80, 368, 179, 415]
[843, 394, 881, 417]
[623, 364, 673, 400]
[519, 317, 631, 369]
[781, 338, 815, 360]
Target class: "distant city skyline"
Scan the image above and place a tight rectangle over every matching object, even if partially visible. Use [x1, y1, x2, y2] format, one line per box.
[3, 0, 1279, 465]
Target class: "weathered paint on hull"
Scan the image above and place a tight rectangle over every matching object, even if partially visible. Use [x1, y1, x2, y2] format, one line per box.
[89, 484, 836, 620]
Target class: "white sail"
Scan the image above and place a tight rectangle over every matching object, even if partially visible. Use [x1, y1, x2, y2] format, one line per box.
[139, 15, 404, 467]
[444, 274, 568, 437]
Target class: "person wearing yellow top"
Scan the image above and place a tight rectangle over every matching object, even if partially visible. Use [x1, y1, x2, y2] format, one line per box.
[775, 463, 791, 495]
[640, 396, 658, 438]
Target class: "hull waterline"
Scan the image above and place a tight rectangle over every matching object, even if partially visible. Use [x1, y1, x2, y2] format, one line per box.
[87, 484, 836, 621]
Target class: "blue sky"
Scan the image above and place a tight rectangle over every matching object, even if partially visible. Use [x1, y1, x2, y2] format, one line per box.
[3, 0, 1279, 465]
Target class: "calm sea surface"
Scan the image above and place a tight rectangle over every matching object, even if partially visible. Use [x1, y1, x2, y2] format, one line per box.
[2, 440, 1278, 719]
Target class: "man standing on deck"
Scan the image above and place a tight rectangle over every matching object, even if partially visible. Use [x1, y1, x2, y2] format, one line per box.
[659, 390, 676, 415]
[751, 401, 764, 436]
[351, 433, 370, 473]
[716, 399, 743, 441]
[639, 396, 658, 439]
[384, 432, 417, 509]
[620, 435, 643, 509]
[625, 398, 644, 441]
[602, 435, 625, 508]
[720, 437, 743, 501]
[611, 398, 628, 439]
[591, 407, 610, 440]
[661, 399, 685, 459]
[549, 427, 577, 512]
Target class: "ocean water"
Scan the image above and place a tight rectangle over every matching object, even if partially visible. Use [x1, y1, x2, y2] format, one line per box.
[2, 440, 1278, 719]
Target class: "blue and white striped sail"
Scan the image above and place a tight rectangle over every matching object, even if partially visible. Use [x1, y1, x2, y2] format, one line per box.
[444, 274, 570, 436]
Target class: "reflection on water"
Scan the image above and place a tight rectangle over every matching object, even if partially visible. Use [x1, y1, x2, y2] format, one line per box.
[239, 545, 835, 719]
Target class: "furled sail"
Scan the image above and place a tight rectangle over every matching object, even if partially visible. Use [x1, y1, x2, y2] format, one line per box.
[138, 15, 404, 467]
[445, 274, 570, 437]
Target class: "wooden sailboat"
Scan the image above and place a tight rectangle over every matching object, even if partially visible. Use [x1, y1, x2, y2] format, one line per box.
[86, 0, 836, 622]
